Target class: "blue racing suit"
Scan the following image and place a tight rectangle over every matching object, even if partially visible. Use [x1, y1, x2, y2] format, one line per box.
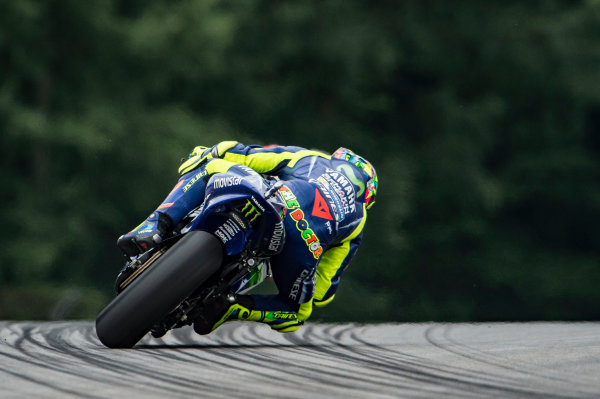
[158, 141, 369, 332]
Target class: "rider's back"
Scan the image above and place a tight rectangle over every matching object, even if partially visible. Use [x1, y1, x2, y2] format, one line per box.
[278, 155, 367, 244]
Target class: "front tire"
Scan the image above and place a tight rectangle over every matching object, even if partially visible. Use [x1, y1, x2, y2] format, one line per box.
[95, 231, 222, 348]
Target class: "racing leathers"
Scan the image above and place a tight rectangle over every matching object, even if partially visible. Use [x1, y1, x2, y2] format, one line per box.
[118, 141, 369, 333]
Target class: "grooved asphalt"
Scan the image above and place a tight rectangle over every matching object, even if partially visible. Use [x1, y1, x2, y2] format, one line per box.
[0, 322, 598, 398]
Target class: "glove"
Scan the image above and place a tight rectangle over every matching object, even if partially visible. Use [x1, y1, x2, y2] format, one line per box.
[178, 142, 241, 175]
[178, 145, 213, 175]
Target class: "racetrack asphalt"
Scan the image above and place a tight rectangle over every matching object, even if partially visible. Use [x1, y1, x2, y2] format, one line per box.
[0, 321, 598, 398]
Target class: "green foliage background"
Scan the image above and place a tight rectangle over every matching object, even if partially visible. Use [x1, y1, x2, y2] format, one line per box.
[1, 0, 599, 321]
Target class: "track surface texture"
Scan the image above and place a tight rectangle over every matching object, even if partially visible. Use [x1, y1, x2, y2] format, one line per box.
[0, 322, 598, 398]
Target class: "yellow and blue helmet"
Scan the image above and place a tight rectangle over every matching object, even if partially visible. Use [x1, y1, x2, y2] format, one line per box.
[332, 147, 378, 210]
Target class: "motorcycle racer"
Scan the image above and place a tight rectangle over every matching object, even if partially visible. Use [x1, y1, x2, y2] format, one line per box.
[117, 141, 378, 334]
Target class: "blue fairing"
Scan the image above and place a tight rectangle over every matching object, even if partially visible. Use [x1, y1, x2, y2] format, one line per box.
[188, 172, 283, 257]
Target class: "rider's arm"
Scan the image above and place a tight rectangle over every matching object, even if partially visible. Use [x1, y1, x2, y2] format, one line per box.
[296, 209, 366, 323]
[314, 204, 367, 306]
[178, 146, 257, 176]
[313, 232, 363, 307]
[211, 141, 330, 176]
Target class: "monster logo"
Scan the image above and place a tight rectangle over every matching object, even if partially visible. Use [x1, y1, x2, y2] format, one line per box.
[241, 199, 261, 222]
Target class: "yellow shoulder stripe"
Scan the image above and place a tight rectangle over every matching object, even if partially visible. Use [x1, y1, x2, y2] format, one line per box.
[204, 158, 236, 174]
[179, 154, 238, 176]
[223, 150, 330, 174]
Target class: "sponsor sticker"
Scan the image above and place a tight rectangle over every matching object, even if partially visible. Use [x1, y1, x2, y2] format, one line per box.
[277, 185, 323, 259]
[268, 221, 285, 252]
[312, 188, 333, 220]
[289, 269, 313, 301]
[215, 218, 241, 243]
[322, 168, 356, 214]
[250, 196, 266, 212]
[311, 176, 344, 221]
[212, 176, 242, 189]
[229, 211, 247, 230]
[271, 312, 297, 320]
[183, 170, 208, 192]
[277, 185, 300, 208]
[325, 221, 333, 234]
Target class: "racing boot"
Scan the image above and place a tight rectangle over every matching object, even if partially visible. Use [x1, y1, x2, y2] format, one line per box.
[117, 211, 173, 257]
[192, 293, 303, 334]
[193, 293, 255, 335]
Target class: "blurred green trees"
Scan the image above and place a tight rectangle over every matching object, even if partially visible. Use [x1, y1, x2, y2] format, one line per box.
[1, 0, 598, 321]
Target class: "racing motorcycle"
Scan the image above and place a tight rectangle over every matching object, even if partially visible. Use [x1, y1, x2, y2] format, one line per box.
[95, 171, 286, 348]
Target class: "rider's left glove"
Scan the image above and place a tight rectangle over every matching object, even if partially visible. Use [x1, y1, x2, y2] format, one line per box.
[178, 146, 213, 175]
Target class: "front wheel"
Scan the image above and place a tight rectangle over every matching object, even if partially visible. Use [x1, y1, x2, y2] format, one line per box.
[95, 231, 222, 348]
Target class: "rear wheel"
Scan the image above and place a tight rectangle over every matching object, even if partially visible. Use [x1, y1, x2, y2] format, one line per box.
[95, 231, 222, 348]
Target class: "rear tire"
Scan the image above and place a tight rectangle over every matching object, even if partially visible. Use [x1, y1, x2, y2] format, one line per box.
[95, 231, 222, 348]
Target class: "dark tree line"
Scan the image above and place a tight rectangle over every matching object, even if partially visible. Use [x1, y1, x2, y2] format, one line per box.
[1, 0, 598, 321]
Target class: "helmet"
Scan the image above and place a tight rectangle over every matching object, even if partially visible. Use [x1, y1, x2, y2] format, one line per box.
[332, 147, 378, 210]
